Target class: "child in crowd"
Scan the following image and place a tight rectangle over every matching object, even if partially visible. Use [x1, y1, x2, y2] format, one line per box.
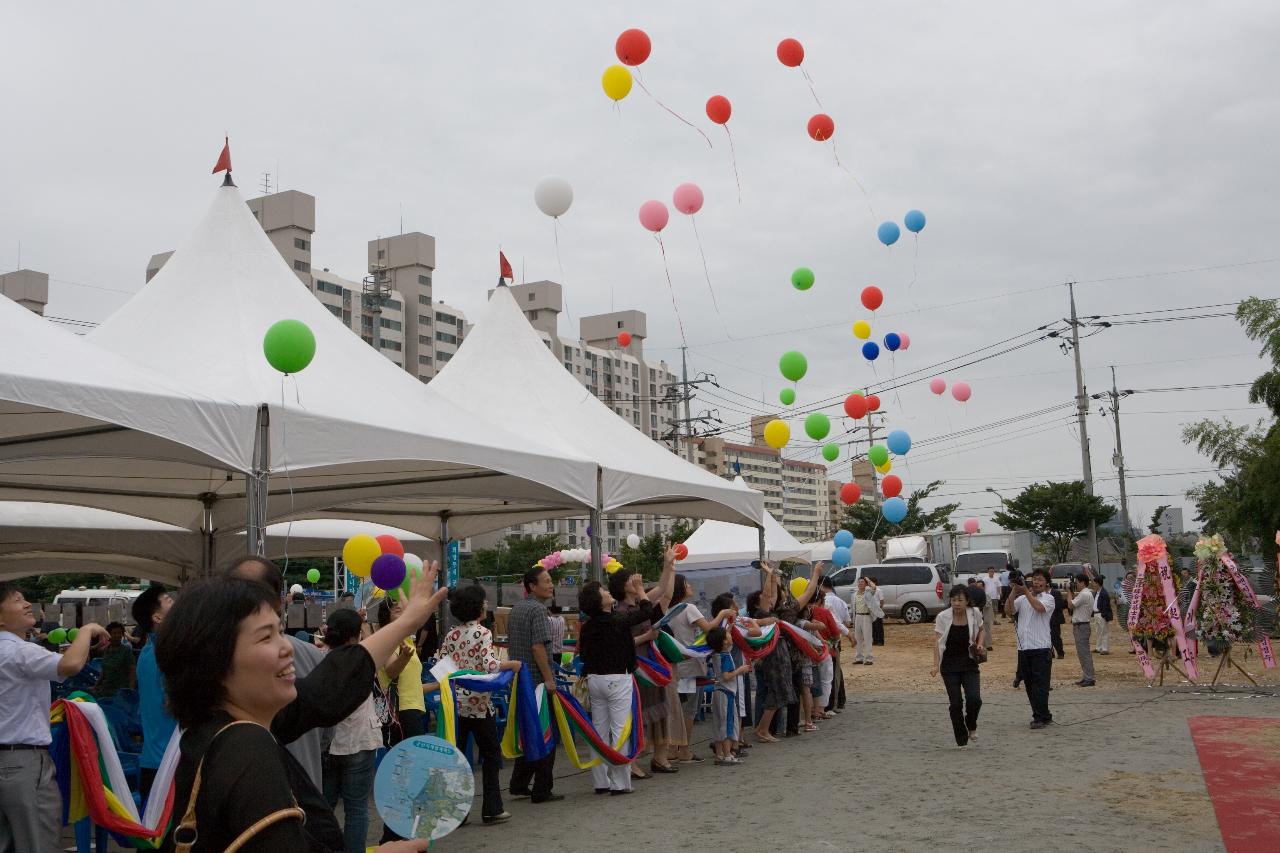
[707, 626, 752, 766]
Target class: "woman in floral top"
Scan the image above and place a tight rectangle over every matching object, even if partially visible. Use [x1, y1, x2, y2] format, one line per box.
[437, 585, 520, 825]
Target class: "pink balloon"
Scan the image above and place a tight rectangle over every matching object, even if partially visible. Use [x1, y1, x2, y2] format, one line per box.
[639, 200, 669, 232]
[898, 332, 911, 350]
[951, 381, 972, 402]
[672, 182, 704, 215]
[929, 378, 946, 395]
[963, 518, 980, 535]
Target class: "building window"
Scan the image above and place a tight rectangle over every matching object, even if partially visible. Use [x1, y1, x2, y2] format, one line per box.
[419, 313, 432, 326]
[342, 310, 351, 324]
[435, 311, 458, 326]
[377, 249, 386, 259]
[418, 355, 432, 365]
[617, 321, 624, 328]
[418, 274, 430, 286]
[435, 331, 457, 345]
[378, 339, 402, 352]
[529, 293, 536, 302]
[379, 317, 402, 331]
[294, 237, 309, 251]
[384, 298, 402, 311]
[361, 316, 373, 330]
[419, 334, 432, 345]
[419, 294, 431, 305]
[437, 350, 453, 363]
[324, 304, 342, 318]
[293, 259, 310, 272]
[315, 279, 343, 295]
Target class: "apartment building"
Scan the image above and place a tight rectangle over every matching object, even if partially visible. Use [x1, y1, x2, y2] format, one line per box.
[0, 269, 48, 315]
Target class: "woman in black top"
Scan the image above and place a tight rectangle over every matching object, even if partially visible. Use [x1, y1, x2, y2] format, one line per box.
[577, 581, 651, 795]
[931, 585, 985, 747]
[155, 572, 446, 852]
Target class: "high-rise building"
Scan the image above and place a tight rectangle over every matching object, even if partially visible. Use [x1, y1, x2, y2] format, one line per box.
[1157, 506, 1185, 540]
[828, 462, 876, 535]
[0, 269, 48, 315]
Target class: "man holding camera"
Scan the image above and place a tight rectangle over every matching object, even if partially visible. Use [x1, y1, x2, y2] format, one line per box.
[1003, 569, 1055, 728]
[1065, 573, 1096, 687]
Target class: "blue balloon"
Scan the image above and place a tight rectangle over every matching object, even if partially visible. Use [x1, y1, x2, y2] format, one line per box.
[862, 341, 880, 362]
[831, 546, 852, 567]
[882, 496, 908, 524]
[886, 429, 912, 456]
[884, 332, 901, 352]
[904, 209, 926, 233]
[877, 221, 900, 246]
[833, 529, 854, 549]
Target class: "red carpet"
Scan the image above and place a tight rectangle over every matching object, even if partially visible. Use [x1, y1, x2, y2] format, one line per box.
[1190, 715, 1280, 852]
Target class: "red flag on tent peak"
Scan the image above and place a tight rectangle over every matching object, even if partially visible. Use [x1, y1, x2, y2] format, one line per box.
[499, 251, 513, 282]
[212, 137, 231, 174]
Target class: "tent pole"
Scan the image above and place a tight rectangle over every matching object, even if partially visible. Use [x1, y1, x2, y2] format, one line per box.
[246, 403, 270, 557]
[439, 512, 452, 634]
[200, 494, 216, 579]
[589, 467, 604, 583]
[758, 524, 767, 590]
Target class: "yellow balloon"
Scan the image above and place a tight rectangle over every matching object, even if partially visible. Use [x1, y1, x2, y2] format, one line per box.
[602, 64, 633, 101]
[342, 534, 380, 578]
[372, 588, 386, 599]
[853, 320, 871, 340]
[789, 577, 808, 599]
[876, 460, 892, 474]
[763, 418, 790, 450]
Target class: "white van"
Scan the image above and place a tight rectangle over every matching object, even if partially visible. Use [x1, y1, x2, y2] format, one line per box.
[50, 588, 143, 627]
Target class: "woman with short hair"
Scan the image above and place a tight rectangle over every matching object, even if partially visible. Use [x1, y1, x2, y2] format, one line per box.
[931, 585, 985, 747]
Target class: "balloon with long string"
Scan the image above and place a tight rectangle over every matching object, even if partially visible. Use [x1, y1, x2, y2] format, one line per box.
[638, 200, 685, 344]
[262, 319, 316, 570]
[777, 38, 823, 108]
[672, 182, 729, 339]
[615, 29, 712, 148]
[705, 95, 741, 202]
[807, 113, 876, 218]
[534, 174, 573, 283]
[904, 210, 927, 304]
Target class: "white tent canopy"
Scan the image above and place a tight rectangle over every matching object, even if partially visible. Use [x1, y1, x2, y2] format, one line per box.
[424, 285, 763, 527]
[801, 538, 879, 567]
[0, 502, 430, 585]
[680, 479, 808, 565]
[88, 181, 599, 542]
[0, 292, 258, 530]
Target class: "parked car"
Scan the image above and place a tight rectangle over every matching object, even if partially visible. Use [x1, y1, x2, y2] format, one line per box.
[827, 563, 951, 624]
[1048, 563, 1086, 589]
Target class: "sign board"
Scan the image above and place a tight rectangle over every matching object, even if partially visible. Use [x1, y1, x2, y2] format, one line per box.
[447, 540, 460, 587]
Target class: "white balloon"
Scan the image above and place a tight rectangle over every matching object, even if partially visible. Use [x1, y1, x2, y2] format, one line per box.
[626, 533, 641, 549]
[534, 175, 573, 218]
[403, 553, 423, 573]
[289, 583, 304, 595]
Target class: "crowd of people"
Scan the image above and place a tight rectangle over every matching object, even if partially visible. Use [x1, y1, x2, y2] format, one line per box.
[0, 550, 1134, 851]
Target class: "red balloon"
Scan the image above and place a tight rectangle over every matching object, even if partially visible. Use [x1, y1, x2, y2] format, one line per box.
[807, 113, 834, 142]
[616, 29, 652, 66]
[881, 474, 903, 498]
[861, 285, 883, 311]
[839, 482, 861, 505]
[375, 534, 405, 557]
[843, 393, 868, 420]
[866, 394, 881, 412]
[618, 331, 632, 347]
[674, 543, 688, 561]
[706, 95, 732, 125]
[777, 38, 804, 67]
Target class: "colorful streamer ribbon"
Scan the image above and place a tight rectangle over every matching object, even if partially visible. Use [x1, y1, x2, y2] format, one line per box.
[436, 668, 555, 764]
[635, 642, 673, 688]
[778, 621, 831, 662]
[731, 622, 779, 661]
[549, 677, 644, 769]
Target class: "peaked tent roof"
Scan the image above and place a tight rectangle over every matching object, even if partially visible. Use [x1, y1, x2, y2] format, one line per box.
[424, 286, 763, 526]
[0, 292, 258, 530]
[0, 502, 432, 585]
[89, 183, 597, 539]
[680, 479, 808, 564]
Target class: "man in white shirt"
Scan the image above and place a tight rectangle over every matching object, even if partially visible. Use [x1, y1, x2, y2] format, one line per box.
[982, 568, 1001, 625]
[820, 576, 852, 712]
[1003, 569, 1055, 728]
[852, 578, 882, 664]
[0, 582, 109, 852]
[998, 566, 1012, 610]
[1065, 574, 1096, 687]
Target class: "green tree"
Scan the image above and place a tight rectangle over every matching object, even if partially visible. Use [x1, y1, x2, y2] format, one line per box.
[1148, 505, 1171, 535]
[839, 481, 960, 540]
[1182, 418, 1280, 560]
[1237, 297, 1280, 417]
[468, 534, 564, 580]
[991, 481, 1115, 564]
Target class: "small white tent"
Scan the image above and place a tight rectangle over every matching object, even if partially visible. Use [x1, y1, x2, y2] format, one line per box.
[89, 180, 599, 545]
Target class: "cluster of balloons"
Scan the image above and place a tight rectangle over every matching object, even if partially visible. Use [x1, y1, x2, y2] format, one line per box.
[601, 29, 650, 101]
[263, 319, 316, 374]
[929, 378, 973, 402]
[842, 391, 881, 420]
[342, 534, 424, 601]
[830, 528, 856, 567]
[639, 181, 707, 234]
[876, 210, 927, 246]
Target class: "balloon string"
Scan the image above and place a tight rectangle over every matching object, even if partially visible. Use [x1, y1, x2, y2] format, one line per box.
[890, 353, 906, 418]
[553, 218, 573, 327]
[634, 77, 713, 149]
[724, 125, 742, 204]
[908, 234, 921, 309]
[800, 66, 825, 110]
[829, 142, 877, 220]
[689, 216, 731, 340]
[279, 375, 297, 572]
[655, 234, 686, 345]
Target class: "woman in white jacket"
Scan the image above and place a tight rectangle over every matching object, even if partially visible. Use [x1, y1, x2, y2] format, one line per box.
[931, 586, 985, 747]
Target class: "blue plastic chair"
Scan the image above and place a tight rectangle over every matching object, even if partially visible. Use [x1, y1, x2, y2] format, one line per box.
[98, 704, 142, 790]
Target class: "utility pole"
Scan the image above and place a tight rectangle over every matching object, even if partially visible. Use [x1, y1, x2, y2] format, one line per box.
[1093, 367, 1134, 544]
[1067, 282, 1103, 570]
[866, 412, 881, 507]
[680, 345, 694, 462]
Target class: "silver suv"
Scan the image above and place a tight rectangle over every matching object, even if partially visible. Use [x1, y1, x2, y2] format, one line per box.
[826, 563, 951, 624]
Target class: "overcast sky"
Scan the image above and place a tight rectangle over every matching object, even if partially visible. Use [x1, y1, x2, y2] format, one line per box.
[3, 2, 1277, 534]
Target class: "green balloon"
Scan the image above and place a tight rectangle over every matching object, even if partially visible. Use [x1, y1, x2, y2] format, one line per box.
[48, 628, 67, 644]
[791, 267, 815, 291]
[306, 568, 321, 584]
[67, 628, 79, 642]
[779, 351, 808, 382]
[804, 412, 831, 441]
[263, 319, 317, 374]
[779, 388, 796, 406]
[868, 444, 889, 467]
[822, 443, 839, 462]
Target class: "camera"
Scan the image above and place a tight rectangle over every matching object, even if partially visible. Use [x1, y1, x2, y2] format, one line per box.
[1008, 569, 1025, 586]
